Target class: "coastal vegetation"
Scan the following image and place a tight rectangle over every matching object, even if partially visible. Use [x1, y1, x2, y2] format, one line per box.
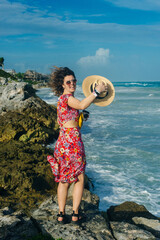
[0, 68, 49, 85]
[0, 57, 4, 69]
[0, 58, 50, 86]
[0, 69, 17, 80]
[15, 71, 25, 80]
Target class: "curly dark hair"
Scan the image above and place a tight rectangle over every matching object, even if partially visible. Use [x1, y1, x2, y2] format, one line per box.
[49, 66, 76, 96]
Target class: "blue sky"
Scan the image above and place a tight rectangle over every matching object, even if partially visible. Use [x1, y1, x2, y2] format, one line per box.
[0, 0, 160, 82]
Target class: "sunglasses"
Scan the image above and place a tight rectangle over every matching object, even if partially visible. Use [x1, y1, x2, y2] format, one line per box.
[66, 79, 77, 85]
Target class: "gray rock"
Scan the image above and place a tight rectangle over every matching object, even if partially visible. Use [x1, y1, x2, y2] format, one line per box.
[133, 217, 160, 231]
[107, 201, 157, 223]
[0, 207, 38, 240]
[0, 87, 5, 97]
[1, 82, 34, 100]
[0, 77, 8, 86]
[0, 82, 36, 113]
[31, 192, 114, 240]
[133, 217, 160, 238]
[107, 201, 160, 239]
[1, 195, 160, 240]
[110, 221, 156, 240]
[32, 83, 48, 89]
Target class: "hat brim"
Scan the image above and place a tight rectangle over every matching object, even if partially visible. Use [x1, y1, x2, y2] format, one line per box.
[82, 75, 115, 107]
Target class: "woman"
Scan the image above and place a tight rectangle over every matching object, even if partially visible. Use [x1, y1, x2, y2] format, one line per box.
[48, 67, 107, 224]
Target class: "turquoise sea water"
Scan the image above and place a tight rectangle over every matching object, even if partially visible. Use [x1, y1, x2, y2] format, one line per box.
[37, 82, 160, 216]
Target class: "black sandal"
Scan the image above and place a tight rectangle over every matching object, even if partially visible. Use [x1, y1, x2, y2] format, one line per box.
[57, 211, 66, 224]
[71, 210, 82, 225]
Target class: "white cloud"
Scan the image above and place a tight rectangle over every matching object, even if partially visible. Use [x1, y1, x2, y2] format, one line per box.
[106, 0, 160, 11]
[77, 48, 110, 66]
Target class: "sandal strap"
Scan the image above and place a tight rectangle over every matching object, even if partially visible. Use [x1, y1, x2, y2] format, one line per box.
[72, 210, 79, 218]
[57, 211, 64, 217]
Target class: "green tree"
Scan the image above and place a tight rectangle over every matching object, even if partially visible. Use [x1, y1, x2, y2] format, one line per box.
[16, 72, 25, 80]
[0, 57, 4, 69]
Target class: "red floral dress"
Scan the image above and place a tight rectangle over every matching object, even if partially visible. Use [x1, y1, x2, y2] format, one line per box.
[47, 94, 86, 183]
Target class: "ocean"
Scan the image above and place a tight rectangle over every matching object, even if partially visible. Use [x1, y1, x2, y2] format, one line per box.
[37, 81, 160, 216]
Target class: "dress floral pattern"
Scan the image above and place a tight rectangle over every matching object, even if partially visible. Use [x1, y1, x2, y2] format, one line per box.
[47, 94, 86, 183]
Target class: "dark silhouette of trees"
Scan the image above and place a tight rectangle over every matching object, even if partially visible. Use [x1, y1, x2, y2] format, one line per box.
[0, 57, 4, 69]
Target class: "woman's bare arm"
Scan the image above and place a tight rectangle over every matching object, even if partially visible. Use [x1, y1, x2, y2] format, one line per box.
[68, 82, 108, 110]
[68, 93, 96, 110]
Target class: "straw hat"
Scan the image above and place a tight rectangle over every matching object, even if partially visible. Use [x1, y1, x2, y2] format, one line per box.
[82, 75, 115, 107]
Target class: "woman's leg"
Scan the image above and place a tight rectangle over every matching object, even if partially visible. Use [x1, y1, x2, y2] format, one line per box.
[72, 173, 84, 221]
[57, 182, 69, 220]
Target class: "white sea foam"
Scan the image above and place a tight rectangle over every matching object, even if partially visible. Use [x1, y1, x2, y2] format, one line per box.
[44, 99, 57, 105]
[148, 177, 155, 182]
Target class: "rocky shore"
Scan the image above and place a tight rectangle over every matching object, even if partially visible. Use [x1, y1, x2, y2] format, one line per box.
[0, 82, 59, 211]
[0, 83, 160, 240]
[1, 190, 160, 240]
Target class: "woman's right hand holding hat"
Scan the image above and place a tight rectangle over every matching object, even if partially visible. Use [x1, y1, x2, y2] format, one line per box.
[95, 81, 108, 94]
[82, 75, 115, 107]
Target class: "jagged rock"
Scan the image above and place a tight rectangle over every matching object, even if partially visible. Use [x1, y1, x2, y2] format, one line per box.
[110, 221, 156, 240]
[0, 83, 59, 143]
[0, 110, 59, 143]
[0, 83, 59, 211]
[133, 217, 160, 231]
[0, 87, 5, 99]
[0, 207, 38, 240]
[0, 140, 57, 211]
[132, 217, 160, 238]
[107, 201, 160, 240]
[0, 83, 36, 112]
[0, 77, 8, 86]
[107, 201, 157, 223]
[1, 196, 160, 240]
[31, 193, 114, 240]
